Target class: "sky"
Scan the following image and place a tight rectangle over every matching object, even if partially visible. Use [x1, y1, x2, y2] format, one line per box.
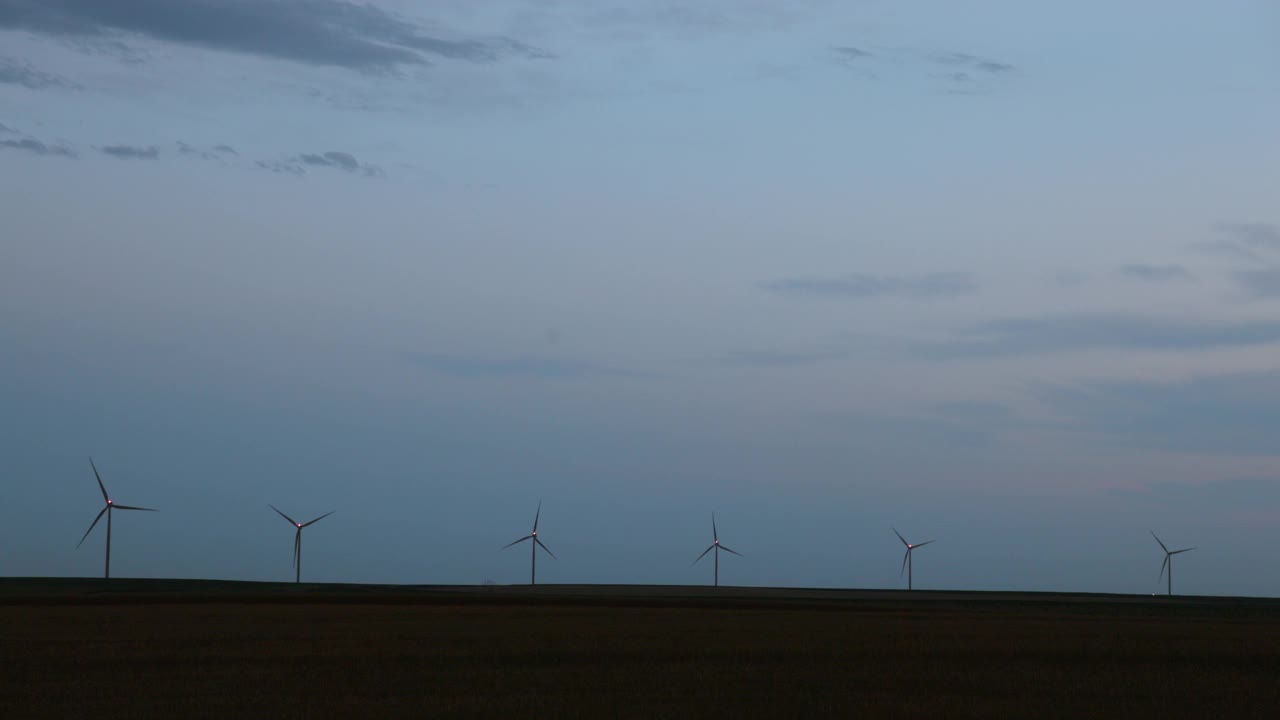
[2, 0, 1279, 595]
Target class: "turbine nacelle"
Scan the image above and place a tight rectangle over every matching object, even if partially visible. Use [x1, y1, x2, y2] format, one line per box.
[78, 458, 157, 579]
[504, 501, 554, 585]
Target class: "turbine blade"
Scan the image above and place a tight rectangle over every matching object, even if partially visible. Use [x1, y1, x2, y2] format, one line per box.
[503, 535, 533, 550]
[1171, 547, 1196, 554]
[914, 540, 935, 548]
[110, 504, 157, 512]
[77, 506, 108, 548]
[718, 544, 743, 557]
[1158, 554, 1168, 581]
[535, 536, 556, 559]
[893, 528, 908, 547]
[302, 511, 334, 527]
[89, 458, 109, 502]
[269, 505, 299, 526]
[712, 513, 718, 542]
[692, 544, 715, 565]
[900, 549, 910, 577]
[1150, 530, 1168, 553]
[533, 500, 541, 533]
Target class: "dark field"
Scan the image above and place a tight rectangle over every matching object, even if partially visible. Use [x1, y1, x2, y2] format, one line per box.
[3, 580, 1279, 718]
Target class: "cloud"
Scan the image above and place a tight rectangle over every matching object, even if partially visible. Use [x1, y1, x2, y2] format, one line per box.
[1041, 371, 1280, 455]
[291, 150, 382, 177]
[1117, 264, 1194, 282]
[1194, 221, 1280, 263]
[814, 412, 994, 452]
[299, 151, 357, 171]
[1133, 477, 1280, 510]
[1214, 221, 1280, 251]
[0, 137, 76, 157]
[256, 160, 303, 176]
[406, 352, 649, 381]
[720, 349, 840, 368]
[931, 314, 1280, 357]
[832, 46, 872, 61]
[933, 52, 1015, 74]
[99, 144, 159, 159]
[177, 141, 239, 160]
[1233, 269, 1280, 299]
[0, 0, 552, 71]
[763, 272, 976, 300]
[0, 57, 80, 89]
[0, 121, 15, 133]
[1194, 223, 1280, 297]
[176, 141, 208, 158]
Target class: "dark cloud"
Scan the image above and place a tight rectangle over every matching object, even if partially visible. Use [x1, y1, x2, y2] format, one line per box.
[99, 144, 158, 159]
[934, 52, 1015, 73]
[814, 412, 994, 452]
[1133, 477, 1280, 511]
[0, 137, 76, 157]
[1050, 269, 1091, 287]
[1196, 223, 1280, 296]
[720, 349, 839, 368]
[0, 0, 552, 71]
[763, 272, 976, 300]
[930, 401, 1014, 423]
[406, 352, 649, 381]
[177, 141, 239, 160]
[1233, 269, 1280, 299]
[1214, 221, 1280, 251]
[931, 314, 1280, 357]
[299, 150, 356, 171]
[291, 150, 381, 177]
[1041, 371, 1280, 455]
[832, 46, 871, 61]
[1117, 264, 1194, 282]
[0, 57, 80, 89]
[0, 121, 15, 133]
[1194, 221, 1280, 263]
[256, 160, 303, 176]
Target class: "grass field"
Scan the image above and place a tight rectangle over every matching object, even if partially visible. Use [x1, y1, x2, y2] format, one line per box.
[3, 579, 1279, 718]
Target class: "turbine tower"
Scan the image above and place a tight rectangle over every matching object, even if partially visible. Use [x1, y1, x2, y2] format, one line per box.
[1152, 531, 1196, 596]
[503, 501, 555, 585]
[77, 458, 157, 579]
[270, 505, 334, 583]
[893, 528, 934, 591]
[692, 513, 742, 587]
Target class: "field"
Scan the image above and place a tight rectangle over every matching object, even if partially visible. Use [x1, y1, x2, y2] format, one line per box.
[3, 579, 1279, 718]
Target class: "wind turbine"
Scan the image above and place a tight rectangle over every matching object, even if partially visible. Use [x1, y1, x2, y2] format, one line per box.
[1151, 531, 1196, 597]
[77, 458, 157, 579]
[270, 505, 334, 583]
[893, 528, 934, 591]
[692, 513, 742, 587]
[503, 501, 555, 585]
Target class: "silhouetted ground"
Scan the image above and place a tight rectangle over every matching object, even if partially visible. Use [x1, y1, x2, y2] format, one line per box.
[2, 578, 1279, 718]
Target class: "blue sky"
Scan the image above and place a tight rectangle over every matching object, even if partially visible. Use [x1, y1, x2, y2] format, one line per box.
[2, 0, 1279, 595]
